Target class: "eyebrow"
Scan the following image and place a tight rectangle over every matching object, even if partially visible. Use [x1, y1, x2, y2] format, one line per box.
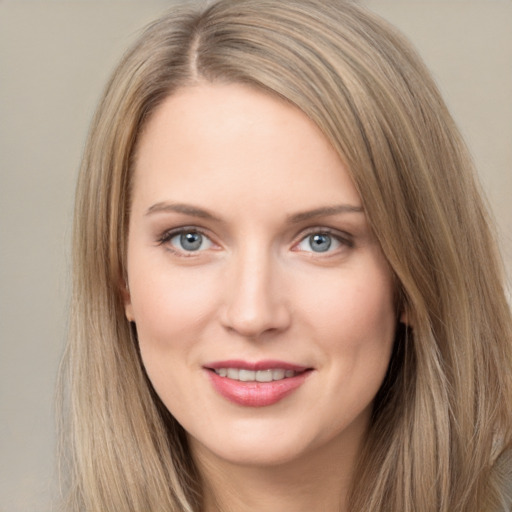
[145, 202, 223, 222]
[286, 204, 364, 223]
[145, 202, 364, 223]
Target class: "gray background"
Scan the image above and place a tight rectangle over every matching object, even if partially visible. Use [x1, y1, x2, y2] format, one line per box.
[1, 1, 511, 511]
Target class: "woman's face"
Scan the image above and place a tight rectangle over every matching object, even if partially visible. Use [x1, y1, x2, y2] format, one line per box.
[125, 83, 397, 469]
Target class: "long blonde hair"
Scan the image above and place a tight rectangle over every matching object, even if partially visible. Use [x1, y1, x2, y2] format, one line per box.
[59, 1, 512, 510]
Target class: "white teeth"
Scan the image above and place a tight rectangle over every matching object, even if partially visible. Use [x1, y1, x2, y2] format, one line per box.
[227, 368, 239, 379]
[239, 369, 255, 381]
[256, 370, 273, 382]
[273, 369, 285, 380]
[213, 368, 299, 382]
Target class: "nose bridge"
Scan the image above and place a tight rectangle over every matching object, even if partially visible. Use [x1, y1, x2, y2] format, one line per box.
[221, 240, 289, 337]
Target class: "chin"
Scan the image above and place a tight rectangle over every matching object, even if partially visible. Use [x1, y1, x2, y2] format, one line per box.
[186, 410, 366, 471]
[193, 437, 312, 469]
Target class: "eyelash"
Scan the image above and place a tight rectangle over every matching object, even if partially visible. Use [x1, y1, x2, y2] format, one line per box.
[157, 226, 213, 256]
[296, 228, 354, 253]
[156, 226, 354, 256]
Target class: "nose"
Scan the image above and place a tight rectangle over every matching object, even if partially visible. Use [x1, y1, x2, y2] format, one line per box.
[219, 245, 291, 339]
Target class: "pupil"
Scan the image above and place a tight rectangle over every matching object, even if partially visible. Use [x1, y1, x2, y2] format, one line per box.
[181, 232, 202, 251]
[310, 233, 331, 252]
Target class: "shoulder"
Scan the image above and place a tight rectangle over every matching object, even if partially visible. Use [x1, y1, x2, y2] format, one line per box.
[487, 447, 512, 512]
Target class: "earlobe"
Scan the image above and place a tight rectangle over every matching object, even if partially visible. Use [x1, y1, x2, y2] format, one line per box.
[120, 279, 135, 322]
[125, 304, 135, 323]
[399, 309, 411, 326]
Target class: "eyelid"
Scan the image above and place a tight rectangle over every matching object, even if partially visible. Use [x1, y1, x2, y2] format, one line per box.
[292, 227, 354, 252]
[157, 226, 218, 255]
[156, 225, 353, 255]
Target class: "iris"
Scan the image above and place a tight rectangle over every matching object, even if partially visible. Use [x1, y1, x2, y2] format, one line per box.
[179, 232, 203, 251]
[309, 233, 332, 252]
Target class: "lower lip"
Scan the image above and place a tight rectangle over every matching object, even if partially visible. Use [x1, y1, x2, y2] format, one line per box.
[206, 370, 311, 407]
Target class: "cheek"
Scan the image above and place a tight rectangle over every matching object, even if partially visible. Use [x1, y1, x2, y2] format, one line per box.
[128, 263, 222, 411]
[307, 269, 394, 324]
[128, 260, 220, 348]
[299, 260, 396, 360]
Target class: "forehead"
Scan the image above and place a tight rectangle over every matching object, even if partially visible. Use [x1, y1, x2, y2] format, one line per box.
[132, 82, 362, 215]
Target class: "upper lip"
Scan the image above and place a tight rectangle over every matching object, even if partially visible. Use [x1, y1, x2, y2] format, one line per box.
[204, 359, 311, 372]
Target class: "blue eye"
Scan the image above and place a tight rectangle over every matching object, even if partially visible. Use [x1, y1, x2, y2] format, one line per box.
[168, 230, 212, 252]
[296, 232, 343, 253]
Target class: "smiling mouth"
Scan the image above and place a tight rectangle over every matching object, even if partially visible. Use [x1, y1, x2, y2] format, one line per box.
[211, 368, 303, 382]
[204, 360, 313, 406]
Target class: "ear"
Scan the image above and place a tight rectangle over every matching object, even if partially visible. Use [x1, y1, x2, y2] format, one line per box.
[399, 309, 411, 327]
[120, 278, 135, 322]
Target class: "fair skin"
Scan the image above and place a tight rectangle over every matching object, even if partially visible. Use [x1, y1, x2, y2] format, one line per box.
[124, 82, 397, 512]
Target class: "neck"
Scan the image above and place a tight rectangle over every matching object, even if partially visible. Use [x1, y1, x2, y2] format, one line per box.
[202, 464, 348, 512]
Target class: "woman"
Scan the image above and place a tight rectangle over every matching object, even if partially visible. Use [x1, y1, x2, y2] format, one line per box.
[59, 0, 512, 510]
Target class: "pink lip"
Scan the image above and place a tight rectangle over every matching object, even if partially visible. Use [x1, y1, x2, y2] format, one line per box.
[204, 360, 313, 407]
[205, 359, 309, 372]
